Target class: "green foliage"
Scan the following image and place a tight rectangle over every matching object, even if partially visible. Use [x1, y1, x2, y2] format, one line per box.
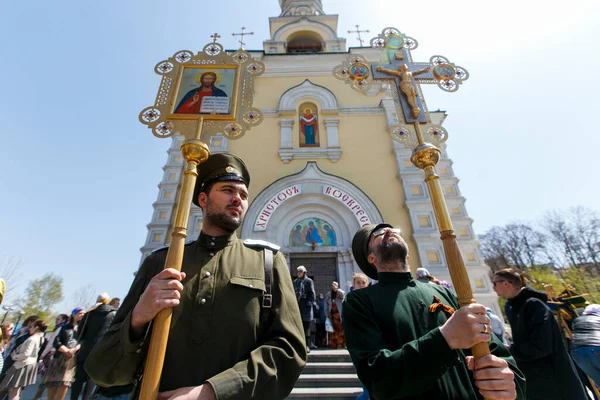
[526, 266, 600, 305]
[560, 267, 600, 304]
[19, 273, 63, 322]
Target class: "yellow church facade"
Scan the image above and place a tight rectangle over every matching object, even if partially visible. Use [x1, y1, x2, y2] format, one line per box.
[140, 0, 500, 313]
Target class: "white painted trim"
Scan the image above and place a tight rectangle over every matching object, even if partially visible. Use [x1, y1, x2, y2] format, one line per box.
[278, 79, 338, 111]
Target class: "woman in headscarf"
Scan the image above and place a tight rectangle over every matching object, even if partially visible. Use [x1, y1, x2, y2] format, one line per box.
[44, 307, 85, 400]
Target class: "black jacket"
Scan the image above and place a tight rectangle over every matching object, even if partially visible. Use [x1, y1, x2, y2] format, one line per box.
[507, 286, 587, 400]
[76, 304, 116, 363]
[293, 276, 316, 322]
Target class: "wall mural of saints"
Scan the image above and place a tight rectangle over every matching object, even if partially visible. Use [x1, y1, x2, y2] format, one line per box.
[299, 102, 319, 147]
[174, 67, 235, 115]
[290, 217, 337, 247]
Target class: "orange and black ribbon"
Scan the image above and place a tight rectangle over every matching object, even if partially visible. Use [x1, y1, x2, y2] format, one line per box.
[428, 296, 455, 316]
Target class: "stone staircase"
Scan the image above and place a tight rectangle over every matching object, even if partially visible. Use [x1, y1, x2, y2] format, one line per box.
[287, 349, 364, 399]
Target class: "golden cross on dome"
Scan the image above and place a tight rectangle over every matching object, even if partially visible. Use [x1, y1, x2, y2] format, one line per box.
[210, 33, 221, 43]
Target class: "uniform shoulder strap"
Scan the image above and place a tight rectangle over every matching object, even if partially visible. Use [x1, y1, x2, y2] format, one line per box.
[243, 239, 280, 253]
[262, 248, 273, 325]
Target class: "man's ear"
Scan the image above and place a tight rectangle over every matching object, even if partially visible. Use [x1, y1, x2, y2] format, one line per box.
[406, 254, 410, 261]
[367, 252, 377, 265]
[198, 192, 208, 210]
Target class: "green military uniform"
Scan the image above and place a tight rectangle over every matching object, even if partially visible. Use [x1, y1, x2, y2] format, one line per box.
[343, 224, 526, 399]
[343, 273, 526, 399]
[85, 153, 306, 399]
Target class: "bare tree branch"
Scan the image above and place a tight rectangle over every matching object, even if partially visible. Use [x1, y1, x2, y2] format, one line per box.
[71, 284, 98, 310]
[0, 254, 23, 304]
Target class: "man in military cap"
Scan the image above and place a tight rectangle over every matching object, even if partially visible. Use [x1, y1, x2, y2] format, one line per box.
[86, 153, 306, 400]
[343, 223, 525, 400]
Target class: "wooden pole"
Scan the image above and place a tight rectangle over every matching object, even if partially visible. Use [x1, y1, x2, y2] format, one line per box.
[139, 119, 210, 399]
[410, 122, 491, 362]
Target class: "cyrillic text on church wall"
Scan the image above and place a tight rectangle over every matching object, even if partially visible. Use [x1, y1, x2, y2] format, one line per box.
[254, 185, 302, 231]
[322, 185, 371, 227]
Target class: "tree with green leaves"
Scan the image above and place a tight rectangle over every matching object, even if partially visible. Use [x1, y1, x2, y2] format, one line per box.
[20, 273, 63, 322]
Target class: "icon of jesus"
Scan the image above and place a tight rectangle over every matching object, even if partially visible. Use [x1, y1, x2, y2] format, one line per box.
[174, 71, 228, 114]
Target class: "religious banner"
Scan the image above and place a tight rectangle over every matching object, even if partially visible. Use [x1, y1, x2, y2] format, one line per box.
[322, 185, 371, 226]
[138, 34, 265, 141]
[254, 184, 302, 231]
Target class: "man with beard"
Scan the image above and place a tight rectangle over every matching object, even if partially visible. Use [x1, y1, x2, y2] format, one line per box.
[85, 153, 306, 400]
[343, 223, 525, 400]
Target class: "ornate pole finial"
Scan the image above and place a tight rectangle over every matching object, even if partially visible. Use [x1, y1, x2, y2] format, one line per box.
[210, 33, 221, 43]
[348, 24, 370, 47]
[232, 27, 254, 50]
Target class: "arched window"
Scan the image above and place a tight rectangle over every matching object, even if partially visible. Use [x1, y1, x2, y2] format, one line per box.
[287, 35, 322, 53]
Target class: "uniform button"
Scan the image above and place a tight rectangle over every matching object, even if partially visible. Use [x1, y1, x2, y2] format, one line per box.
[205, 271, 211, 277]
[209, 253, 214, 256]
[136, 349, 142, 354]
[249, 284, 253, 288]
[200, 298, 206, 304]
[210, 242, 215, 246]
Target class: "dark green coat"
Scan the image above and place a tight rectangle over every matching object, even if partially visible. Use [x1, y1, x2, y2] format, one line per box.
[342, 272, 526, 400]
[85, 233, 306, 399]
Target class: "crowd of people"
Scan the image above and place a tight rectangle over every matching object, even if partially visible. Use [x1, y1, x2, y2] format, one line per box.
[0, 153, 598, 400]
[0, 295, 120, 400]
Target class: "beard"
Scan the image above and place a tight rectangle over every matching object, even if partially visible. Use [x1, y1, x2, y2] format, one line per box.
[376, 240, 406, 265]
[204, 198, 243, 233]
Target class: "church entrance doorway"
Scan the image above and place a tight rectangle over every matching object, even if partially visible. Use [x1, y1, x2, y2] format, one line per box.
[290, 254, 338, 298]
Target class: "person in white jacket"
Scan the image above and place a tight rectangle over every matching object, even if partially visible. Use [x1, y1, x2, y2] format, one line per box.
[0, 320, 48, 399]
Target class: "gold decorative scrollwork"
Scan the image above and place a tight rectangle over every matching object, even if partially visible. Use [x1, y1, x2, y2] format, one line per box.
[429, 55, 469, 92]
[223, 123, 245, 139]
[152, 121, 175, 138]
[426, 125, 449, 144]
[242, 109, 263, 125]
[333, 55, 372, 93]
[155, 61, 174, 75]
[390, 125, 418, 149]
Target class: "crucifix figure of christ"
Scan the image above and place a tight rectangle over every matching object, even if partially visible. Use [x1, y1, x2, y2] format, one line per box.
[372, 52, 436, 123]
[376, 64, 430, 118]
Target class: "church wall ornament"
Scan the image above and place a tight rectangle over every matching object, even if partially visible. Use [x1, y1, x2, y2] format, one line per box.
[276, 80, 341, 163]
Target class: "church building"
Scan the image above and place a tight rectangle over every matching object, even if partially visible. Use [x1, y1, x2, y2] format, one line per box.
[139, 0, 500, 313]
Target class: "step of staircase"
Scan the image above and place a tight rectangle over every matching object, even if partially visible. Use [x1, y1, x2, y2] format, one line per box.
[286, 349, 364, 400]
[287, 387, 364, 399]
[303, 362, 356, 374]
[295, 373, 361, 388]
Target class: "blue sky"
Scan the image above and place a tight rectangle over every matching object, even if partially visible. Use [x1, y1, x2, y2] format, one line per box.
[1, 0, 599, 313]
